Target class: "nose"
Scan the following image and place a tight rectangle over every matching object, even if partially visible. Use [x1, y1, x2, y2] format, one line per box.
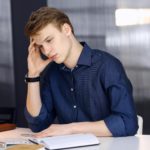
[42, 44, 52, 56]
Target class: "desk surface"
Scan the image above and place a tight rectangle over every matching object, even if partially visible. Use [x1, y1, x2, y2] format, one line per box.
[0, 128, 150, 150]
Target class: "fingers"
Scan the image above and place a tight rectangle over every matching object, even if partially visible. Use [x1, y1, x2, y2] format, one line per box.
[30, 37, 33, 43]
[28, 38, 39, 54]
[28, 40, 35, 53]
[34, 124, 57, 138]
[34, 130, 51, 138]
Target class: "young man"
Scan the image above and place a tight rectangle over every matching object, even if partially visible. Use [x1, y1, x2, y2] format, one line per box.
[24, 7, 138, 137]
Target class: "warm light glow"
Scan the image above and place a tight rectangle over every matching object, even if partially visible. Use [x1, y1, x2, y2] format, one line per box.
[115, 9, 150, 26]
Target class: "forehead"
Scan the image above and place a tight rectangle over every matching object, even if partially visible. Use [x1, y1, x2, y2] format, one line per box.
[32, 23, 60, 44]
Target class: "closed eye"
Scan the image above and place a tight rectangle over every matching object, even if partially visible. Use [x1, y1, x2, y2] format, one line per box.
[46, 38, 53, 43]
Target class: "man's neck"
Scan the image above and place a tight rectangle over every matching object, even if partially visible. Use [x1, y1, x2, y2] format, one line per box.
[64, 39, 83, 69]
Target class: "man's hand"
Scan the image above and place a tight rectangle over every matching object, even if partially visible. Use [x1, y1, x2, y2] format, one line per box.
[27, 40, 52, 76]
[34, 124, 73, 138]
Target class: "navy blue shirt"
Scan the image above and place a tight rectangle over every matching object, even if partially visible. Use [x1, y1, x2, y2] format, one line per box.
[25, 42, 138, 137]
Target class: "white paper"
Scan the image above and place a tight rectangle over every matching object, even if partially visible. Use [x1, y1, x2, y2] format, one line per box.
[30, 133, 100, 150]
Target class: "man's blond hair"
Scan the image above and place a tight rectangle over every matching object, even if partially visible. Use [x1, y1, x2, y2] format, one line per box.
[25, 7, 74, 37]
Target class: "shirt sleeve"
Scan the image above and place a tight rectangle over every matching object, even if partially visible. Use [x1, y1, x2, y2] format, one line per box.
[101, 56, 138, 137]
[24, 74, 56, 132]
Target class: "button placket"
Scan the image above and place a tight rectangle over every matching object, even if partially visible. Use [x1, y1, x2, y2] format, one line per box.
[70, 88, 74, 92]
[70, 71, 78, 121]
[73, 105, 77, 109]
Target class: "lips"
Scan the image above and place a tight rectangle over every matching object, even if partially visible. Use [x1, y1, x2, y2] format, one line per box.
[50, 54, 58, 60]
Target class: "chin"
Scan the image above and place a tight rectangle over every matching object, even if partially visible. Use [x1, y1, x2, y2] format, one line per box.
[54, 58, 64, 64]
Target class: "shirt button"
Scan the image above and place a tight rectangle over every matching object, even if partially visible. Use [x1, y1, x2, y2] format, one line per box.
[73, 105, 77, 108]
[70, 88, 74, 91]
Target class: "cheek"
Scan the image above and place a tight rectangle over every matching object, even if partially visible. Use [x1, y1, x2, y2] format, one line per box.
[55, 35, 71, 54]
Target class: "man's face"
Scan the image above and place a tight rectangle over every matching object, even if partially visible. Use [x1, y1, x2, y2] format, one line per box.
[31, 23, 72, 64]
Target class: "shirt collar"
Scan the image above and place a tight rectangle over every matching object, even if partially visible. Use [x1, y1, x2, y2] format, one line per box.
[77, 42, 91, 66]
[59, 42, 92, 70]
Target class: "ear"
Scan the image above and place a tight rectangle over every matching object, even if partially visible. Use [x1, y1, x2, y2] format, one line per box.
[62, 23, 72, 36]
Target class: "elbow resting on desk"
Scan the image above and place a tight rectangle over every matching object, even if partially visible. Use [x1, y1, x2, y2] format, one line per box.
[104, 114, 138, 137]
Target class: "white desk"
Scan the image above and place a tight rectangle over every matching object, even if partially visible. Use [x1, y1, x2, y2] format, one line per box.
[0, 128, 150, 150]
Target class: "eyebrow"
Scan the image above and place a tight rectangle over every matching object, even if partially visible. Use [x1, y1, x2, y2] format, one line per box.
[35, 36, 52, 46]
[43, 36, 52, 42]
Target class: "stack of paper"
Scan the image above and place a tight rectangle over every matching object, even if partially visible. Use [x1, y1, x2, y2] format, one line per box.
[30, 133, 100, 150]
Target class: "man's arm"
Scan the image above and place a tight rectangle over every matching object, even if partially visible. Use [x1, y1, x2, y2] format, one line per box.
[26, 40, 51, 117]
[100, 56, 138, 136]
[71, 120, 112, 136]
[26, 82, 42, 117]
[34, 120, 112, 137]
[25, 40, 54, 132]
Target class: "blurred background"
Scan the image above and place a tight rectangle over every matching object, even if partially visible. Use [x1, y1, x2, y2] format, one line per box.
[0, 0, 150, 134]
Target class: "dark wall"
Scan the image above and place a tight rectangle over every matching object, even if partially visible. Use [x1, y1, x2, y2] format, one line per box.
[135, 101, 150, 134]
[11, 0, 47, 127]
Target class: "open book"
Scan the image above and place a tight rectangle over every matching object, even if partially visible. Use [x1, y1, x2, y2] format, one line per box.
[29, 133, 100, 150]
